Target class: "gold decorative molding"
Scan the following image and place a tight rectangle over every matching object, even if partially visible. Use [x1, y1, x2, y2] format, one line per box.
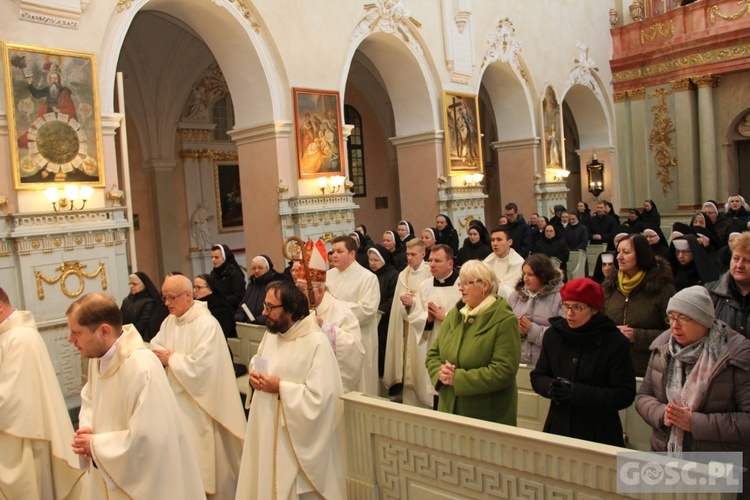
[670, 78, 693, 92]
[691, 74, 721, 88]
[35, 261, 107, 300]
[708, 0, 750, 25]
[613, 91, 628, 103]
[640, 21, 674, 44]
[117, 0, 133, 13]
[229, 0, 261, 33]
[613, 42, 750, 83]
[179, 129, 212, 143]
[180, 149, 239, 161]
[627, 87, 646, 100]
[648, 88, 678, 196]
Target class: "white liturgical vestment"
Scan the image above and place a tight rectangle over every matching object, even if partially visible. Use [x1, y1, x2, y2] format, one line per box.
[316, 290, 365, 392]
[404, 273, 461, 408]
[78, 325, 205, 499]
[382, 261, 431, 389]
[0, 310, 84, 499]
[151, 300, 245, 498]
[236, 313, 346, 499]
[484, 249, 525, 299]
[326, 261, 380, 394]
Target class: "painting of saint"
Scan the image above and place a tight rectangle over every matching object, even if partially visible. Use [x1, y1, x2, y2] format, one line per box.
[442, 92, 483, 175]
[293, 89, 345, 178]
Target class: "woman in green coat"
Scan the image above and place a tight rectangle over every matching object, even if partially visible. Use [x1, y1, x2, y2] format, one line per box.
[426, 260, 521, 425]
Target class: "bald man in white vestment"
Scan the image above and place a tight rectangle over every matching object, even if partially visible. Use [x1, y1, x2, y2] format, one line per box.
[296, 238, 365, 392]
[0, 287, 84, 499]
[404, 244, 461, 408]
[326, 234, 380, 394]
[383, 239, 431, 394]
[68, 293, 204, 499]
[236, 281, 346, 499]
[151, 275, 245, 499]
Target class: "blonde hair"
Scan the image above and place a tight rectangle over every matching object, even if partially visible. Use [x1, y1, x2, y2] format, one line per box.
[729, 231, 750, 255]
[458, 260, 498, 294]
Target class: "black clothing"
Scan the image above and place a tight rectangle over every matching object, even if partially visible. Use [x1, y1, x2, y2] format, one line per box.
[532, 230, 570, 272]
[456, 220, 492, 267]
[640, 200, 661, 231]
[436, 214, 459, 255]
[210, 245, 246, 311]
[564, 222, 588, 251]
[530, 313, 636, 447]
[199, 293, 237, 339]
[372, 244, 399, 377]
[706, 271, 750, 338]
[725, 206, 750, 236]
[588, 214, 616, 246]
[122, 271, 166, 342]
[668, 234, 720, 291]
[235, 267, 287, 325]
[507, 216, 532, 258]
[351, 230, 373, 269]
[591, 251, 617, 284]
[121, 290, 155, 340]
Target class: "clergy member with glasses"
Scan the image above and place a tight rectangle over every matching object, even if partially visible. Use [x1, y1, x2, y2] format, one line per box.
[530, 278, 636, 446]
[636, 285, 750, 493]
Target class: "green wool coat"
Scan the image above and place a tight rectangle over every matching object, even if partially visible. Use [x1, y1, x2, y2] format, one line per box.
[426, 296, 521, 425]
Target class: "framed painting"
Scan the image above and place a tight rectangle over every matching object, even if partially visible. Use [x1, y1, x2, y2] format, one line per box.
[542, 85, 564, 170]
[214, 163, 243, 233]
[293, 88, 346, 178]
[1, 42, 105, 189]
[442, 91, 483, 175]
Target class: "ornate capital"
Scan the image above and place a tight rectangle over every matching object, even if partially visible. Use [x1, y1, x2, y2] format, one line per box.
[669, 79, 693, 92]
[626, 87, 646, 101]
[613, 91, 628, 103]
[691, 74, 721, 89]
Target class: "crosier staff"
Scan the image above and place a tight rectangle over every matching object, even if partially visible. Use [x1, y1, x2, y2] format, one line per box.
[282, 236, 316, 310]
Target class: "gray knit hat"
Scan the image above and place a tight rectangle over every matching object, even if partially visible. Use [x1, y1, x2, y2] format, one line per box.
[667, 285, 715, 328]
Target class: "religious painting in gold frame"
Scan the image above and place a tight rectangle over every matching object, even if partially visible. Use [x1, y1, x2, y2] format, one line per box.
[293, 88, 346, 179]
[442, 91, 483, 176]
[1, 42, 105, 189]
[542, 85, 564, 170]
[214, 162, 243, 233]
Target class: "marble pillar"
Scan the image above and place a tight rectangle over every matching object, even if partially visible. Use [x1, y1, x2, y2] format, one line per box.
[670, 79, 700, 210]
[692, 74, 721, 202]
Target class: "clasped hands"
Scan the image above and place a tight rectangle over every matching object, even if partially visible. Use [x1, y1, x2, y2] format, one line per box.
[71, 426, 93, 458]
[438, 361, 456, 386]
[548, 377, 573, 404]
[664, 403, 692, 431]
[249, 371, 280, 394]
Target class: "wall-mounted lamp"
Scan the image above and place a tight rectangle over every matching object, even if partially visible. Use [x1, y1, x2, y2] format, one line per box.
[317, 175, 346, 194]
[44, 185, 94, 211]
[587, 153, 605, 197]
[464, 173, 484, 187]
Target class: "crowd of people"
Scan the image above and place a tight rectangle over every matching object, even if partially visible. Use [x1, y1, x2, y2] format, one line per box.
[4, 195, 750, 497]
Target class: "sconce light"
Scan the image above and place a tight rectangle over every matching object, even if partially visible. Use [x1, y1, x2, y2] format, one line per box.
[463, 173, 484, 187]
[587, 153, 605, 197]
[317, 175, 346, 194]
[0, 195, 7, 209]
[44, 185, 94, 211]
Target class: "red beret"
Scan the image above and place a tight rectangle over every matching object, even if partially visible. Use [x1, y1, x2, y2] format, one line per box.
[560, 278, 605, 310]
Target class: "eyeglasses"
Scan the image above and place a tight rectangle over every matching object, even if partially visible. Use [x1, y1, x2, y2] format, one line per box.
[561, 303, 589, 313]
[161, 291, 188, 303]
[666, 315, 693, 326]
[457, 280, 482, 288]
[263, 302, 283, 312]
[193, 285, 209, 290]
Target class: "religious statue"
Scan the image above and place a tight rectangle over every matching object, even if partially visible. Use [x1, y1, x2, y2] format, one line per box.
[190, 201, 213, 251]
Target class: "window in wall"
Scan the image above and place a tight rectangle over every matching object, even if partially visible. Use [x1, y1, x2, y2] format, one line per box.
[344, 104, 366, 197]
[212, 94, 235, 141]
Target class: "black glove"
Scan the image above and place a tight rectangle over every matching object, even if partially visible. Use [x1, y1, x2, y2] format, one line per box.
[550, 377, 573, 404]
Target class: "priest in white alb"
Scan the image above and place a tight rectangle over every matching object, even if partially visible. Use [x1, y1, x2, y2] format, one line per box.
[326, 234, 380, 394]
[484, 226, 524, 299]
[296, 238, 365, 392]
[0, 287, 85, 499]
[383, 239, 431, 395]
[236, 280, 346, 499]
[151, 274, 245, 499]
[405, 244, 461, 408]
[68, 293, 204, 499]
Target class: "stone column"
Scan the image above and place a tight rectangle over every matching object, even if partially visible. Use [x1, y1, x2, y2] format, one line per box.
[670, 79, 700, 210]
[229, 121, 293, 267]
[389, 131, 444, 232]
[692, 74, 721, 202]
[143, 159, 180, 274]
[627, 88, 648, 206]
[612, 91, 633, 210]
[490, 137, 540, 218]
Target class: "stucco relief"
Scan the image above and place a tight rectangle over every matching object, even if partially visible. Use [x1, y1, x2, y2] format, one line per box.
[480, 18, 525, 82]
[353, 0, 424, 56]
[565, 42, 602, 97]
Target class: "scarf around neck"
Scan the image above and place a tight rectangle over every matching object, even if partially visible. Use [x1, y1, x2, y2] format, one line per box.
[665, 321, 727, 453]
[617, 269, 646, 296]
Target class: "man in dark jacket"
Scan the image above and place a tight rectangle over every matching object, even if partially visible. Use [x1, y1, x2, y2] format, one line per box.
[705, 231, 750, 338]
[504, 202, 532, 258]
[588, 201, 616, 247]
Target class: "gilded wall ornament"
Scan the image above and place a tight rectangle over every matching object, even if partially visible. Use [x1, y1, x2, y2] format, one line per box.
[708, 0, 750, 24]
[640, 21, 674, 44]
[117, 0, 132, 13]
[183, 64, 227, 120]
[180, 149, 239, 161]
[35, 261, 107, 299]
[480, 18, 526, 82]
[648, 88, 678, 196]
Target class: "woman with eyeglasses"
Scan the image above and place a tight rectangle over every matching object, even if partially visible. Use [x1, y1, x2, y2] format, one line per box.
[426, 260, 521, 425]
[636, 286, 750, 491]
[194, 274, 237, 339]
[530, 278, 636, 446]
[603, 234, 675, 377]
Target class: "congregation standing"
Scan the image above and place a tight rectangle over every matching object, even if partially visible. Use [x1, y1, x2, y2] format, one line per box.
[5, 194, 750, 498]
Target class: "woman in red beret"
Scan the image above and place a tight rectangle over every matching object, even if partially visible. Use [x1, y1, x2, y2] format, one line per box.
[530, 278, 636, 446]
